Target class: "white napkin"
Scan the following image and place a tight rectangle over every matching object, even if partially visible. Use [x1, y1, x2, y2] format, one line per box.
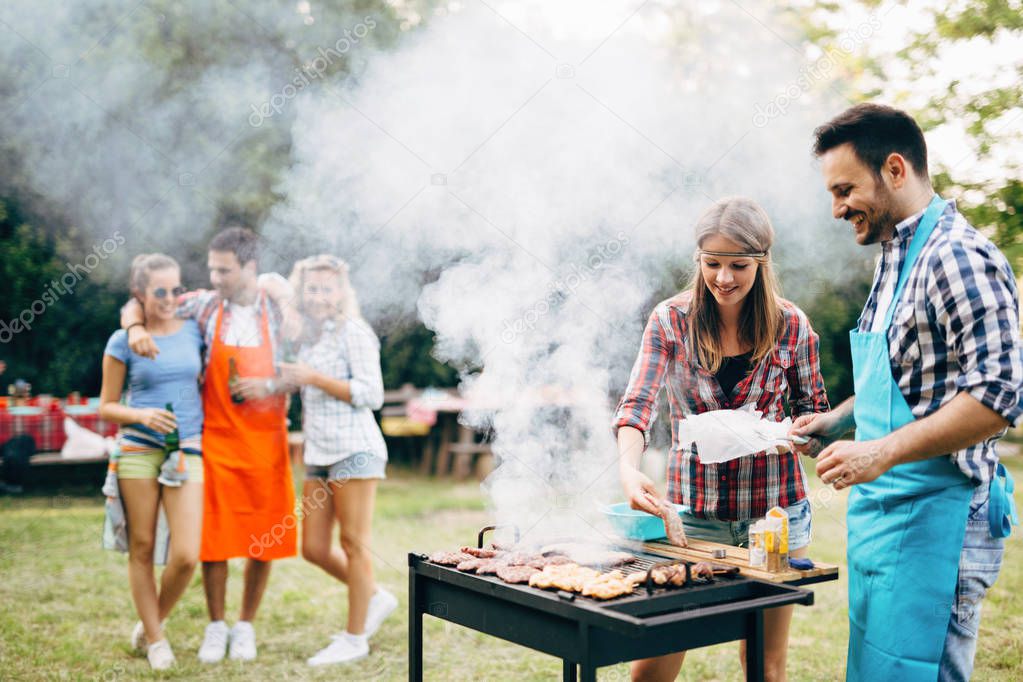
[61, 417, 116, 459]
[678, 406, 793, 464]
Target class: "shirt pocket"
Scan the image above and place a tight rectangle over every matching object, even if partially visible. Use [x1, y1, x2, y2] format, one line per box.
[762, 348, 794, 395]
[891, 302, 921, 365]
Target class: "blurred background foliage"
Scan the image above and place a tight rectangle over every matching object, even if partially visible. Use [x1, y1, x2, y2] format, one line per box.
[0, 0, 1018, 409]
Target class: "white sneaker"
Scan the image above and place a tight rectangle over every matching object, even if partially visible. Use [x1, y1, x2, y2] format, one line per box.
[228, 621, 257, 661]
[147, 639, 176, 671]
[198, 621, 229, 664]
[307, 632, 369, 666]
[131, 619, 167, 653]
[364, 588, 398, 637]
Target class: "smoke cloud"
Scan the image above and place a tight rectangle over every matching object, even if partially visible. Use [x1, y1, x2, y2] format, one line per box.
[3, 0, 867, 544]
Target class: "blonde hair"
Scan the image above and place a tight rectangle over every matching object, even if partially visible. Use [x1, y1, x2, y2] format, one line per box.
[687, 197, 782, 372]
[129, 253, 179, 297]
[286, 254, 362, 339]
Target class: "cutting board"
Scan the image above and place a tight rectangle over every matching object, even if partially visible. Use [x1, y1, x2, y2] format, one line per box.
[642, 538, 839, 584]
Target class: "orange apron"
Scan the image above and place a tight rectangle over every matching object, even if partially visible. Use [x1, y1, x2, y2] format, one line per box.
[200, 296, 296, 561]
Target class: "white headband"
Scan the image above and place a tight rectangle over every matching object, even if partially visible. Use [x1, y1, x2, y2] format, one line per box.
[697, 249, 768, 259]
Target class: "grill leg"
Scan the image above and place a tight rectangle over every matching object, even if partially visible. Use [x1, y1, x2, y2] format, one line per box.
[562, 660, 577, 682]
[745, 609, 765, 682]
[410, 569, 423, 682]
[579, 664, 597, 682]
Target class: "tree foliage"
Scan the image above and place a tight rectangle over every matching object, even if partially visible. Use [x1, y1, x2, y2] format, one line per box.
[0, 198, 125, 395]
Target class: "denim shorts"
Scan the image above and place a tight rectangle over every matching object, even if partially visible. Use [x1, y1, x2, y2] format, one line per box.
[117, 452, 204, 482]
[680, 498, 812, 550]
[304, 453, 386, 481]
[938, 481, 1004, 681]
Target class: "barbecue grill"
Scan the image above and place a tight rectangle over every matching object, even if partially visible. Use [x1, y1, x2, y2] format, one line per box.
[409, 526, 836, 681]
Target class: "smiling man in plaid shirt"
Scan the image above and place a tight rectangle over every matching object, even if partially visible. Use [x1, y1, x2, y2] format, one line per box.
[794, 103, 1022, 681]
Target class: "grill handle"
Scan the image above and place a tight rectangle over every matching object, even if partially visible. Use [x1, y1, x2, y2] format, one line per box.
[645, 559, 692, 595]
[477, 524, 521, 549]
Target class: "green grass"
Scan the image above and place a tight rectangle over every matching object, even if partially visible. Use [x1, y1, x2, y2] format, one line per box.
[1, 461, 1021, 681]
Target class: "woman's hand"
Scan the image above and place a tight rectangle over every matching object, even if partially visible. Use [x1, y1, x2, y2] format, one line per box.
[620, 465, 662, 516]
[278, 361, 318, 387]
[136, 407, 177, 434]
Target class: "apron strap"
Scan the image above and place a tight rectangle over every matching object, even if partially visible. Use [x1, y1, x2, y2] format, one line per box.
[881, 194, 947, 330]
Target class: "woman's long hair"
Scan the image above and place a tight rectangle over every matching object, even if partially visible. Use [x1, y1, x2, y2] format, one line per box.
[286, 254, 362, 343]
[687, 197, 782, 372]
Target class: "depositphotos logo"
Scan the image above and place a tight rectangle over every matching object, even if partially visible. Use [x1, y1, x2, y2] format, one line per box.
[0, 231, 125, 343]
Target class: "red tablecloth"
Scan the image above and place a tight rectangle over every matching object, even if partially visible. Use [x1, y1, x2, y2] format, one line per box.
[0, 411, 118, 452]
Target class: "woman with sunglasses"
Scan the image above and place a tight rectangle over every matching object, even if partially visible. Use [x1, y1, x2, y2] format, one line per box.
[614, 198, 829, 681]
[276, 254, 396, 667]
[99, 254, 204, 671]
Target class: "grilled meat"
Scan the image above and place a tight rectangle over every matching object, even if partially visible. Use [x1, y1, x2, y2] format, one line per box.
[496, 564, 540, 584]
[429, 550, 475, 566]
[658, 500, 689, 548]
[475, 558, 506, 575]
[528, 563, 601, 592]
[581, 570, 635, 600]
[527, 554, 573, 569]
[540, 543, 636, 567]
[456, 557, 487, 572]
[691, 561, 714, 580]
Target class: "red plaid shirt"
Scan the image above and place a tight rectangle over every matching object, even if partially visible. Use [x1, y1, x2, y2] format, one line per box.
[614, 292, 829, 520]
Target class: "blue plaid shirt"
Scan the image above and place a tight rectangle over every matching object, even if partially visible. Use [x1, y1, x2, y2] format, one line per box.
[858, 198, 1023, 483]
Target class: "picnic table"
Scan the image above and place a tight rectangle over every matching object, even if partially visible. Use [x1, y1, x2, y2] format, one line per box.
[379, 385, 494, 480]
[0, 406, 117, 464]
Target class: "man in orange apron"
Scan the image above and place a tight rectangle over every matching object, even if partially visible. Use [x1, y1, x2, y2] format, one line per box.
[125, 226, 296, 663]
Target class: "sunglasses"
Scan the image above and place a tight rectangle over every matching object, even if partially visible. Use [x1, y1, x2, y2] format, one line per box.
[152, 286, 186, 299]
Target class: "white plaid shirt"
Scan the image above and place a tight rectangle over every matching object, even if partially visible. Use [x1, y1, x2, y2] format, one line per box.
[298, 318, 387, 466]
[858, 198, 1023, 483]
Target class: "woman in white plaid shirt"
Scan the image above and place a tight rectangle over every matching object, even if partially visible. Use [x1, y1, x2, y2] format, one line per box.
[277, 255, 397, 667]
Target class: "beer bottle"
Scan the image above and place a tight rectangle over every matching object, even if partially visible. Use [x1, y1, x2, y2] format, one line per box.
[163, 403, 180, 455]
[282, 338, 298, 363]
[228, 357, 245, 403]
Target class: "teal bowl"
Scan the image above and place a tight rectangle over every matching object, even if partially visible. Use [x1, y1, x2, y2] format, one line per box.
[601, 502, 690, 541]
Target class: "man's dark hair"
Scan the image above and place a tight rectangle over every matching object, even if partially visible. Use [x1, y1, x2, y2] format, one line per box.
[209, 226, 259, 266]
[813, 103, 929, 179]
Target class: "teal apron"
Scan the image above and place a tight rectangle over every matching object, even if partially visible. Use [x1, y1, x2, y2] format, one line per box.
[846, 195, 973, 681]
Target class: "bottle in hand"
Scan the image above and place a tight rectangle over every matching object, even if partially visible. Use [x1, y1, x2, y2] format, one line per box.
[157, 402, 186, 487]
[228, 357, 245, 404]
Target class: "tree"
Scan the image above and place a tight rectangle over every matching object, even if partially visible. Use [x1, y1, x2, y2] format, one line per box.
[807, 0, 1023, 267]
[0, 197, 125, 395]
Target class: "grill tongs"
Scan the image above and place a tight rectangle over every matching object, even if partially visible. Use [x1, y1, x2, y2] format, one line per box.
[642, 558, 741, 595]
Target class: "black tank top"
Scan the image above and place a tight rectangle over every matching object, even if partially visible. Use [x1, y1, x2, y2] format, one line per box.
[716, 352, 753, 397]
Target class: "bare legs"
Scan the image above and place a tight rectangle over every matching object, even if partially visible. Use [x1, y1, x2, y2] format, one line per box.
[300, 477, 379, 634]
[120, 479, 202, 643]
[201, 558, 272, 623]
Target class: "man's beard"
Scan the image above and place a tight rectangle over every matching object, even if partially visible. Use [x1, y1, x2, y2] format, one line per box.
[850, 186, 897, 245]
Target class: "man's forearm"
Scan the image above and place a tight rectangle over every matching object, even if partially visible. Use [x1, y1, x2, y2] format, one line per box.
[880, 392, 1008, 467]
[830, 396, 856, 436]
[120, 299, 144, 329]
